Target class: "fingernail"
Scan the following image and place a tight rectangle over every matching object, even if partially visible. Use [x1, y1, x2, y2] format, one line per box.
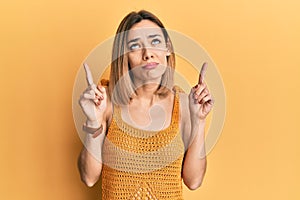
[194, 84, 199, 89]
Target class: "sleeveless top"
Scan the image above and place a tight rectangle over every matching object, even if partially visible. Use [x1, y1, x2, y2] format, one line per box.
[101, 91, 185, 200]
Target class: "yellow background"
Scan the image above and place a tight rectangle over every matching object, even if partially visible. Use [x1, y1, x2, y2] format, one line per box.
[1, 0, 299, 199]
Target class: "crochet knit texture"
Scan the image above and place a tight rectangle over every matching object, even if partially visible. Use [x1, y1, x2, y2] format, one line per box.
[101, 91, 185, 200]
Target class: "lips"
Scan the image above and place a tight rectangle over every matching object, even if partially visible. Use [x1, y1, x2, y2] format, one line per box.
[142, 62, 159, 69]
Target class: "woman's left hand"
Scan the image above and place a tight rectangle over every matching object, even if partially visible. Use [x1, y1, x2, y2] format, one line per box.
[189, 63, 214, 120]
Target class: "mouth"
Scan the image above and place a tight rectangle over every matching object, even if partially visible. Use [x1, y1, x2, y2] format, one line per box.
[142, 62, 159, 69]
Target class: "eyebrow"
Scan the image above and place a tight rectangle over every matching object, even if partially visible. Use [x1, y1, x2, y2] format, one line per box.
[127, 34, 163, 44]
[148, 34, 162, 38]
[127, 37, 140, 44]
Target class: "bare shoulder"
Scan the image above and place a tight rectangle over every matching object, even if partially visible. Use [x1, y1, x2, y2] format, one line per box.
[98, 79, 112, 120]
[104, 86, 113, 122]
[178, 91, 191, 149]
[178, 92, 190, 124]
[178, 92, 188, 108]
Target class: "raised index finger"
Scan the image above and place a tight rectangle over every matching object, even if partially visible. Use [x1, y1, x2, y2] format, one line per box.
[83, 63, 94, 86]
[198, 62, 208, 84]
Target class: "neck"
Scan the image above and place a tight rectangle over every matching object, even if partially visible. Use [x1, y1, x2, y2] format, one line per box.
[131, 75, 163, 102]
[132, 83, 161, 106]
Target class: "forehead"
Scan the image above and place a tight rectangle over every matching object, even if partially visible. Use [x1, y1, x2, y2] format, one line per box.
[127, 20, 163, 39]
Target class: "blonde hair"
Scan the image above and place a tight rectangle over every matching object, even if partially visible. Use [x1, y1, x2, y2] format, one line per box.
[108, 10, 176, 105]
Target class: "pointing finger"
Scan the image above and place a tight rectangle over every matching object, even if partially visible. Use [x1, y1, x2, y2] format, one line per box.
[198, 62, 208, 84]
[83, 63, 94, 86]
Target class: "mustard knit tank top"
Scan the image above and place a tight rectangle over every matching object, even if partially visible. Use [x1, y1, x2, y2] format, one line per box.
[102, 92, 185, 200]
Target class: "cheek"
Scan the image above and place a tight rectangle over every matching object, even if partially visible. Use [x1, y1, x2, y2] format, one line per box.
[157, 52, 168, 64]
[128, 53, 142, 68]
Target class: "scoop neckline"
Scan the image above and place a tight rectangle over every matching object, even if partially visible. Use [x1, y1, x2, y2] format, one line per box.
[113, 93, 178, 136]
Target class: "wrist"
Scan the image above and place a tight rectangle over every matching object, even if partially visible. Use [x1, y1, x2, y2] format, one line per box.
[191, 117, 206, 126]
[82, 123, 103, 137]
[85, 119, 101, 128]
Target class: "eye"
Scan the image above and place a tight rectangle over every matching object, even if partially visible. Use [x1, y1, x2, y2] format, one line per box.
[151, 38, 161, 45]
[129, 43, 141, 51]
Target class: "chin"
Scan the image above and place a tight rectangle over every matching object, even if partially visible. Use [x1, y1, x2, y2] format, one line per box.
[147, 64, 167, 78]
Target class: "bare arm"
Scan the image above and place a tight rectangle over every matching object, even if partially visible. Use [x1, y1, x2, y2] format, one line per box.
[180, 63, 213, 190]
[77, 63, 111, 187]
[180, 93, 207, 190]
[78, 120, 107, 187]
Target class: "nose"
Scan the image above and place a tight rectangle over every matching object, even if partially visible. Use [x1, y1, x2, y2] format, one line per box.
[142, 47, 154, 60]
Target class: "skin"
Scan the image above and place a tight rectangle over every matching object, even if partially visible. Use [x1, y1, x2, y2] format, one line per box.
[123, 20, 172, 130]
[78, 20, 213, 190]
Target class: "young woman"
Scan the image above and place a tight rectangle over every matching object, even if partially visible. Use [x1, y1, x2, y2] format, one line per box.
[78, 10, 213, 199]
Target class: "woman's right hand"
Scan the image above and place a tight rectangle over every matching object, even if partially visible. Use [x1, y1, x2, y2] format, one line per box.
[78, 63, 107, 128]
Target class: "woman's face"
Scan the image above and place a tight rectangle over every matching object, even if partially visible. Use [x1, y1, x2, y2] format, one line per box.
[126, 20, 170, 84]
